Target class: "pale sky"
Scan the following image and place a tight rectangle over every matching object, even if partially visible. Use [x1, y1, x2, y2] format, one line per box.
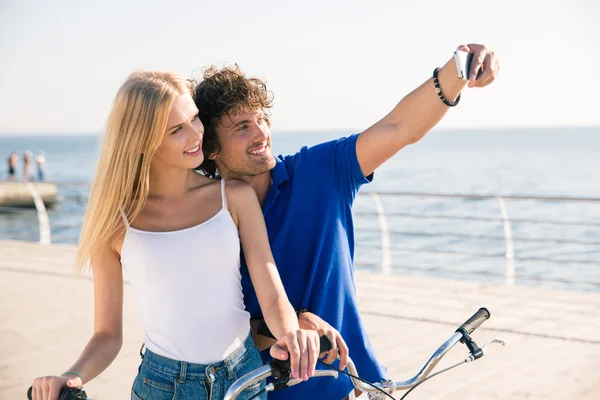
[0, 0, 598, 135]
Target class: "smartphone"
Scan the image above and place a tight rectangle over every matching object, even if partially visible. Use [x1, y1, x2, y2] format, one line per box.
[454, 50, 473, 80]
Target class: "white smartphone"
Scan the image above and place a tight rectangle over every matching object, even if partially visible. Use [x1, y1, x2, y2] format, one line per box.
[454, 50, 473, 80]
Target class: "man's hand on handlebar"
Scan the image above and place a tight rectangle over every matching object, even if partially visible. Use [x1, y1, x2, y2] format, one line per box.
[298, 311, 349, 370]
[269, 329, 320, 381]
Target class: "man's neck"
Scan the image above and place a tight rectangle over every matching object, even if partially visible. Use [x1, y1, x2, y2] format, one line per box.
[221, 170, 272, 206]
[246, 172, 272, 206]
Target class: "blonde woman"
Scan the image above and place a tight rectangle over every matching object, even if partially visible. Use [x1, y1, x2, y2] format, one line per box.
[30, 71, 321, 400]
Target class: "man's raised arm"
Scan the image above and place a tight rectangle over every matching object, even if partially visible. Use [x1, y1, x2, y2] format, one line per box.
[356, 43, 500, 176]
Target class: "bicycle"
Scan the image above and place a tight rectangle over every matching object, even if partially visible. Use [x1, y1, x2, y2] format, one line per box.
[27, 308, 503, 400]
[224, 307, 505, 400]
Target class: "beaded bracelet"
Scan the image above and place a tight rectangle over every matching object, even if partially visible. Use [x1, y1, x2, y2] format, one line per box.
[433, 67, 461, 107]
[62, 371, 83, 381]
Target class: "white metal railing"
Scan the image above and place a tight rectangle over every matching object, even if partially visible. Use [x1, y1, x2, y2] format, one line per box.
[25, 182, 51, 245]
[497, 198, 514, 286]
[361, 191, 600, 203]
[3, 184, 600, 288]
[370, 192, 391, 275]
[358, 191, 600, 288]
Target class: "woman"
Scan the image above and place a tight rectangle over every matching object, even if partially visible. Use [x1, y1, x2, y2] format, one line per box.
[31, 71, 321, 400]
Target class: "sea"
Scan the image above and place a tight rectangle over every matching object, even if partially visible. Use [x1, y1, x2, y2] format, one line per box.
[1, 127, 599, 292]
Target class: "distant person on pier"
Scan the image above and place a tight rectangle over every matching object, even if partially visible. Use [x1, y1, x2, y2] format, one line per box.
[36, 151, 46, 181]
[23, 150, 32, 181]
[7, 152, 17, 181]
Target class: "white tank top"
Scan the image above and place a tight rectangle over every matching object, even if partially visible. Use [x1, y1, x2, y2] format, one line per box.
[120, 179, 251, 364]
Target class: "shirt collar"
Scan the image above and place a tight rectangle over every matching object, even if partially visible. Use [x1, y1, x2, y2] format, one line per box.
[263, 156, 289, 215]
[270, 156, 289, 188]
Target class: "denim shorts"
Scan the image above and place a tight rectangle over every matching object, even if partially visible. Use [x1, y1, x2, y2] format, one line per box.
[131, 331, 266, 400]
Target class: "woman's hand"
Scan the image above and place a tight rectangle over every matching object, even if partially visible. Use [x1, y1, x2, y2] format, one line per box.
[31, 373, 82, 400]
[269, 329, 320, 381]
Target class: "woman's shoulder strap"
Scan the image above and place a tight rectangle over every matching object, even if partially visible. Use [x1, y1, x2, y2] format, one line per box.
[220, 179, 228, 210]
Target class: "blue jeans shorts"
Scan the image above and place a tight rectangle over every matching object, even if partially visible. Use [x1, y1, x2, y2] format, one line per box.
[131, 331, 266, 400]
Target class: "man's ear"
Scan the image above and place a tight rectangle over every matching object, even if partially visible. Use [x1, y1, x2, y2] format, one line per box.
[207, 151, 218, 161]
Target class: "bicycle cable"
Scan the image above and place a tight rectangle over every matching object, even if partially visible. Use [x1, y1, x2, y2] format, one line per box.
[248, 388, 267, 400]
[317, 360, 395, 399]
[397, 359, 467, 400]
[319, 358, 468, 400]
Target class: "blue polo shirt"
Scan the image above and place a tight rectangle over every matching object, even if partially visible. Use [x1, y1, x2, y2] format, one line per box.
[240, 134, 387, 400]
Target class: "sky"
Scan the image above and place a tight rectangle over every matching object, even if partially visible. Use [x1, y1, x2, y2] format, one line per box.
[0, 0, 599, 135]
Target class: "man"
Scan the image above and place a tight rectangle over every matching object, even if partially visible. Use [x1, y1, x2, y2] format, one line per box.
[193, 44, 499, 400]
[7, 152, 17, 181]
[36, 151, 46, 181]
[23, 150, 32, 182]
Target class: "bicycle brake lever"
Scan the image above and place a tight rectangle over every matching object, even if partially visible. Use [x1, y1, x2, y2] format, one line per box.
[481, 337, 506, 355]
[465, 337, 505, 362]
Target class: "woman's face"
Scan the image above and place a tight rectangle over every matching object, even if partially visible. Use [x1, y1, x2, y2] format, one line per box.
[152, 93, 204, 170]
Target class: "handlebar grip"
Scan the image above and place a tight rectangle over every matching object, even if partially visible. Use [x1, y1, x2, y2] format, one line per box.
[457, 307, 490, 335]
[319, 335, 333, 354]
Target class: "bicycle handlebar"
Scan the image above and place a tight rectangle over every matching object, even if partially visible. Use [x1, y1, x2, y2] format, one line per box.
[225, 307, 503, 400]
[28, 309, 500, 400]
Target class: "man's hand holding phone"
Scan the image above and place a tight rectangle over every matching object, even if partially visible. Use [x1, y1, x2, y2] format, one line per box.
[454, 44, 499, 88]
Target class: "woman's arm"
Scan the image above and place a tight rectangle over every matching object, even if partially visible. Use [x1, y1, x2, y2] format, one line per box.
[31, 241, 124, 400]
[227, 180, 319, 380]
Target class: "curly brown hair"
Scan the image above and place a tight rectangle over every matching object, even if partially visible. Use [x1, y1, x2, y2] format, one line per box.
[192, 65, 273, 178]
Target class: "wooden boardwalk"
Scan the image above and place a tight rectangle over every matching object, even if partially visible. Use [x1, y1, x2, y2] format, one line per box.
[1, 240, 599, 399]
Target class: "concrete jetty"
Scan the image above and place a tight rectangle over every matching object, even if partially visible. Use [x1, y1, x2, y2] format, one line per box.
[0, 182, 57, 208]
[1, 240, 599, 399]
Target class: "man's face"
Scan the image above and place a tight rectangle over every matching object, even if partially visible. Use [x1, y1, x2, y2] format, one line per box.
[209, 109, 276, 181]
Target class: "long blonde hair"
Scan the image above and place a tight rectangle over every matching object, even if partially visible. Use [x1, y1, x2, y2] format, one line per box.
[75, 71, 191, 272]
